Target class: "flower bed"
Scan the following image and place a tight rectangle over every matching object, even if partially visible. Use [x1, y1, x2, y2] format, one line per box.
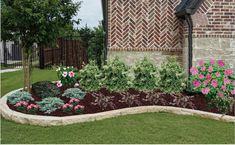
[5, 57, 235, 117]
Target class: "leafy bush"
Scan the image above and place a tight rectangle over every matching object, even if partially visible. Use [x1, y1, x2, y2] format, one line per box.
[91, 92, 116, 110]
[62, 88, 86, 99]
[32, 81, 60, 99]
[79, 61, 101, 91]
[132, 57, 158, 91]
[102, 57, 131, 92]
[190, 59, 235, 114]
[37, 97, 64, 114]
[143, 92, 167, 105]
[159, 57, 186, 93]
[56, 66, 78, 86]
[7, 91, 34, 105]
[119, 92, 141, 107]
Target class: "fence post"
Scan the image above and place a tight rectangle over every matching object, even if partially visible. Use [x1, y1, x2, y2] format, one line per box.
[3, 41, 7, 67]
[39, 46, 45, 69]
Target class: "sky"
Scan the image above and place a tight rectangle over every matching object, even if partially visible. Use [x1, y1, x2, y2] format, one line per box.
[73, 0, 103, 28]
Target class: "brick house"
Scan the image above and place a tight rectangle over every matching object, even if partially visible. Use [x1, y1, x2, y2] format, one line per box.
[101, 0, 235, 73]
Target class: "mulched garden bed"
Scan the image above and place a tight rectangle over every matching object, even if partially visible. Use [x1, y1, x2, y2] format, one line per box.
[7, 85, 235, 117]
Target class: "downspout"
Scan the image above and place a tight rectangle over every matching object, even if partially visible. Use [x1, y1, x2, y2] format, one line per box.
[185, 14, 193, 79]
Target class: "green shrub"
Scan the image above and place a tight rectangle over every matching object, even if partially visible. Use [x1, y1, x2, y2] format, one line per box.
[102, 57, 131, 92]
[132, 57, 157, 91]
[62, 88, 86, 99]
[32, 81, 61, 98]
[79, 61, 101, 91]
[158, 57, 186, 93]
[37, 97, 64, 114]
[7, 91, 34, 105]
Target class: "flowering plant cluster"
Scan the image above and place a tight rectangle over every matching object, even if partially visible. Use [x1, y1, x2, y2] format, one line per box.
[56, 66, 78, 87]
[62, 98, 84, 114]
[14, 101, 39, 113]
[190, 59, 235, 113]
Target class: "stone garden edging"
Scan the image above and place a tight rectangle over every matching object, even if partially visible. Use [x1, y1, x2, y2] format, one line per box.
[0, 89, 235, 126]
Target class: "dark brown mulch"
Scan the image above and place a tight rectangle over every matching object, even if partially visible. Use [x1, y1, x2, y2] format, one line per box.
[7, 86, 235, 117]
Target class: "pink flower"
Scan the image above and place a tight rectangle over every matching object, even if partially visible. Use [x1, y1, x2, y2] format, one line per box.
[221, 85, 227, 91]
[203, 80, 209, 86]
[201, 66, 206, 71]
[62, 71, 68, 77]
[206, 74, 212, 80]
[68, 71, 75, 78]
[56, 81, 62, 88]
[217, 92, 224, 97]
[69, 98, 80, 104]
[27, 104, 39, 110]
[199, 74, 205, 79]
[193, 80, 201, 88]
[215, 72, 221, 77]
[201, 88, 210, 95]
[74, 105, 85, 110]
[224, 78, 231, 85]
[208, 66, 213, 73]
[231, 90, 235, 95]
[190, 67, 198, 75]
[210, 58, 215, 64]
[74, 83, 80, 87]
[233, 80, 235, 86]
[62, 103, 73, 109]
[198, 59, 204, 66]
[211, 79, 218, 88]
[217, 60, 225, 67]
[224, 69, 234, 76]
[14, 101, 28, 107]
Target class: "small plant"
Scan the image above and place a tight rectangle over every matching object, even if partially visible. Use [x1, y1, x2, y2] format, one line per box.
[79, 61, 102, 91]
[102, 57, 131, 92]
[91, 92, 116, 110]
[159, 57, 186, 93]
[56, 66, 78, 86]
[8, 91, 34, 105]
[27, 104, 39, 114]
[62, 88, 86, 99]
[119, 92, 141, 107]
[74, 104, 85, 114]
[62, 103, 73, 114]
[37, 97, 64, 114]
[170, 94, 195, 109]
[190, 59, 235, 114]
[143, 92, 167, 105]
[132, 57, 158, 91]
[14, 101, 28, 112]
[32, 81, 60, 99]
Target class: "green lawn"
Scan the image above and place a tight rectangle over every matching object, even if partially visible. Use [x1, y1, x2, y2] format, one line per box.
[1, 69, 235, 144]
[1, 113, 234, 144]
[1, 68, 57, 96]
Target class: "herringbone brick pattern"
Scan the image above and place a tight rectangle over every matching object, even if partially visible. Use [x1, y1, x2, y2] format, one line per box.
[108, 0, 183, 51]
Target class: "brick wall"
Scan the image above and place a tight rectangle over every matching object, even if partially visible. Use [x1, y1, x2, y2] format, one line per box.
[107, 0, 235, 69]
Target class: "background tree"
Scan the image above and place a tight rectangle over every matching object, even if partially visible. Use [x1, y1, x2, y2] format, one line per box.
[86, 24, 105, 68]
[1, 0, 80, 92]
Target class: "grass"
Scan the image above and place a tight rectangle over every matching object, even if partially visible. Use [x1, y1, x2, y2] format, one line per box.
[1, 69, 235, 144]
[1, 68, 57, 96]
[1, 112, 234, 144]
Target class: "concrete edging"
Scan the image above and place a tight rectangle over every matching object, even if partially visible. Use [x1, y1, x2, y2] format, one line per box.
[0, 89, 235, 126]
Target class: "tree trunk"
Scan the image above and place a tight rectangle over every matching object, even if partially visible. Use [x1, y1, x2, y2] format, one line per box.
[22, 46, 32, 93]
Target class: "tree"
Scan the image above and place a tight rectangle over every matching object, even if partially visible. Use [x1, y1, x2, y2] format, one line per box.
[79, 24, 94, 49]
[87, 24, 105, 68]
[1, 0, 80, 92]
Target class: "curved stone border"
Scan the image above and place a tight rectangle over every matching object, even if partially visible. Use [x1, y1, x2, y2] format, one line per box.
[0, 89, 235, 126]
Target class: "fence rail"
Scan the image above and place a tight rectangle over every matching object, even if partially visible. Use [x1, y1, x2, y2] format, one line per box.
[0, 41, 39, 68]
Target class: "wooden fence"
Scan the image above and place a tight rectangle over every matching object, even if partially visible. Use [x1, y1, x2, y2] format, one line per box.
[39, 38, 88, 69]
